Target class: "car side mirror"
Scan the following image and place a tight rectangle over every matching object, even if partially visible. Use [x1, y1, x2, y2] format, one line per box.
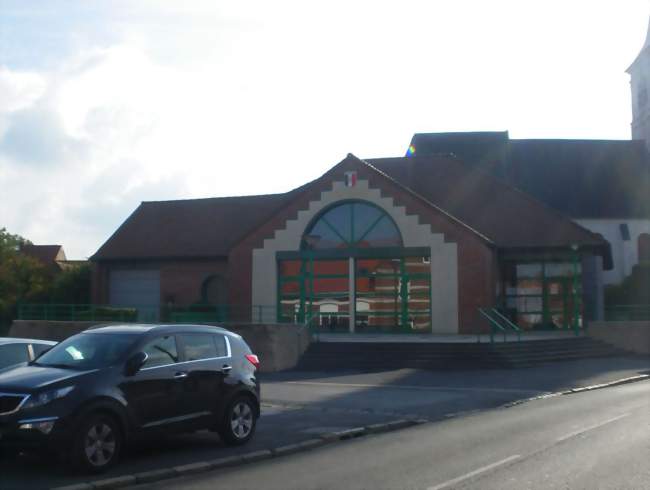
[125, 352, 148, 376]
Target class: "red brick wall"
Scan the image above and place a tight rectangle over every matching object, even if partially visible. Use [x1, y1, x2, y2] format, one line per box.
[92, 259, 228, 307]
[230, 157, 498, 334]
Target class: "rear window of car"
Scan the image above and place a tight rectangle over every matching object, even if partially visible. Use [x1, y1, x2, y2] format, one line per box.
[180, 333, 228, 361]
[214, 334, 228, 357]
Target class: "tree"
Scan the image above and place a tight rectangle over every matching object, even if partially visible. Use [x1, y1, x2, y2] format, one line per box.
[49, 264, 91, 304]
[0, 228, 50, 328]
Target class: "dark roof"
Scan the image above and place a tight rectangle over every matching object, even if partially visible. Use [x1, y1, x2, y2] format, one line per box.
[21, 244, 65, 266]
[93, 153, 609, 262]
[92, 192, 301, 260]
[408, 134, 650, 219]
[509, 139, 650, 219]
[367, 156, 607, 250]
[409, 131, 510, 177]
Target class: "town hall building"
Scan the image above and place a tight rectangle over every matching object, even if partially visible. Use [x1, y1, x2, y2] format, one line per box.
[90, 21, 650, 336]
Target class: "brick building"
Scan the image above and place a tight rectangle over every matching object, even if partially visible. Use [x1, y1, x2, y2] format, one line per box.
[91, 153, 610, 335]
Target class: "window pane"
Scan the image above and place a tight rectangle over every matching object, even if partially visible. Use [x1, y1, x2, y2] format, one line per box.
[142, 335, 179, 367]
[545, 263, 580, 277]
[304, 219, 348, 249]
[37, 333, 135, 370]
[515, 263, 543, 295]
[213, 335, 228, 357]
[352, 203, 383, 241]
[32, 343, 52, 357]
[357, 217, 402, 248]
[0, 344, 29, 368]
[181, 334, 218, 361]
[302, 202, 402, 249]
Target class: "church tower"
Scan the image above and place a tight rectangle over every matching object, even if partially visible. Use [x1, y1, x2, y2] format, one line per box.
[628, 18, 650, 149]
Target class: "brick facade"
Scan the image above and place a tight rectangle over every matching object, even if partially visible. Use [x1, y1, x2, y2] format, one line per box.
[230, 157, 498, 334]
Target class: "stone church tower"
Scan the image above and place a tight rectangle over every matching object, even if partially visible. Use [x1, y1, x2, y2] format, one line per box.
[628, 19, 650, 149]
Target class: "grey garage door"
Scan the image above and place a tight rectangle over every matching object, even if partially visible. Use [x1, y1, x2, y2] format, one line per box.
[109, 269, 160, 320]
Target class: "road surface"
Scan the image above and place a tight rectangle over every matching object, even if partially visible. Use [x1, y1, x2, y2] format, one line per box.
[139, 379, 650, 490]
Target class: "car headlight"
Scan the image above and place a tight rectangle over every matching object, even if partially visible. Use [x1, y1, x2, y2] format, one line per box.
[23, 386, 75, 409]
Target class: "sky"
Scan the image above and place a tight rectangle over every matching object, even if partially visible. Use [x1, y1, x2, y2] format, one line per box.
[0, 0, 648, 259]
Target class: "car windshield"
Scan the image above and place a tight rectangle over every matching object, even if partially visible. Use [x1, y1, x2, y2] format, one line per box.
[34, 333, 137, 370]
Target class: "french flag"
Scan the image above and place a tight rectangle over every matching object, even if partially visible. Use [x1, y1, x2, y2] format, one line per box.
[344, 171, 357, 187]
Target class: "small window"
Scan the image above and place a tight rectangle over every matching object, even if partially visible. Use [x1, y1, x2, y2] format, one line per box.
[213, 334, 228, 357]
[180, 334, 218, 362]
[0, 344, 29, 369]
[142, 335, 179, 368]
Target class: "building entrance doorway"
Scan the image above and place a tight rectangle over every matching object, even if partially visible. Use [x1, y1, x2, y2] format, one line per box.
[276, 200, 432, 333]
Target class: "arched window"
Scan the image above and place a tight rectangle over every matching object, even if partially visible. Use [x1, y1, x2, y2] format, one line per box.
[639, 233, 650, 262]
[302, 201, 402, 250]
[201, 275, 228, 305]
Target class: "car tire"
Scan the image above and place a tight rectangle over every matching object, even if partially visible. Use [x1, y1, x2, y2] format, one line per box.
[72, 413, 122, 473]
[218, 396, 257, 446]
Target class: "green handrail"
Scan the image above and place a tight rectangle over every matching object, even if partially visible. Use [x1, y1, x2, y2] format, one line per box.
[490, 308, 521, 342]
[478, 308, 507, 344]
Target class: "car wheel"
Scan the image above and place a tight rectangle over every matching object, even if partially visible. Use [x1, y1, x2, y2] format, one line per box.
[72, 413, 122, 473]
[219, 396, 257, 446]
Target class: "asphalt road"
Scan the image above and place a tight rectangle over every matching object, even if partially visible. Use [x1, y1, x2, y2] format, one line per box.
[1, 357, 648, 489]
[138, 379, 650, 490]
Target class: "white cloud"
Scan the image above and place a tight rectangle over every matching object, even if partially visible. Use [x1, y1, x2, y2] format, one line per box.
[0, 0, 648, 258]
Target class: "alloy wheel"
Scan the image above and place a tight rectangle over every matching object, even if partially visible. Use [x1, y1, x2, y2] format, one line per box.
[84, 422, 116, 468]
[230, 401, 253, 439]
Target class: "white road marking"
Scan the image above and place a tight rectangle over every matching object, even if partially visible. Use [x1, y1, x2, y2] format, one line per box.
[427, 455, 521, 490]
[556, 413, 630, 442]
[284, 380, 544, 395]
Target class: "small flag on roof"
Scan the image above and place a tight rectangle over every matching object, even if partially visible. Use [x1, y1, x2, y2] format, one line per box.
[344, 171, 357, 187]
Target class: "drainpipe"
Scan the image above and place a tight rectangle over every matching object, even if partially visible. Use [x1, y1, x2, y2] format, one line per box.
[349, 257, 356, 333]
[571, 244, 580, 337]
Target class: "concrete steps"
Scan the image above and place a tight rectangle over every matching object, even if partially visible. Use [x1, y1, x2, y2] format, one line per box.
[295, 337, 630, 371]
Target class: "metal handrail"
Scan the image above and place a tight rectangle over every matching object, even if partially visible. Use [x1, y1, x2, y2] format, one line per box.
[478, 308, 507, 344]
[490, 308, 522, 342]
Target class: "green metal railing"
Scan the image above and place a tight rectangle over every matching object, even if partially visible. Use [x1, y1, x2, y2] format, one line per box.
[478, 307, 522, 343]
[17, 303, 278, 325]
[490, 308, 522, 341]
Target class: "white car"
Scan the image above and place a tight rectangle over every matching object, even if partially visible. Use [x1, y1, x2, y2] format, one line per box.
[0, 338, 57, 371]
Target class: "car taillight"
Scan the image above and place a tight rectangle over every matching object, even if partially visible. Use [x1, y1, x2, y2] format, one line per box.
[245, 354, 260, 369]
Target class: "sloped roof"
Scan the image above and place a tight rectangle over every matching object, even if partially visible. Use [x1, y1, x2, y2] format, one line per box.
[367, 156, 606, 250]
[409, 132, 510, 177]
[92, 192, 301, 260]
[93, 153, 609, 262]
[21, 244, 66, 266]
[509, 139, 650, 219]
[627, 17, 650, 72]
[408, 134, 650, 219]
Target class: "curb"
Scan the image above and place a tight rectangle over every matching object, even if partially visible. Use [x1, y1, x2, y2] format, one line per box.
[51, 419, 426, 490]
[501, 373, 650, 409]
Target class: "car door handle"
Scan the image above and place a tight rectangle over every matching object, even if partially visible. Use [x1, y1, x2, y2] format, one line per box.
[174, 372, 188, 379]
[221, 365, 233, 374]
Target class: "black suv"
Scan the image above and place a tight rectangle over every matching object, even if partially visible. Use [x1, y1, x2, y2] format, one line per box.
[0, 325, 260, 472]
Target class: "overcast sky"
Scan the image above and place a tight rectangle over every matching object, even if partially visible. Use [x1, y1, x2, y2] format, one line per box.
[0, 0, 648, 259]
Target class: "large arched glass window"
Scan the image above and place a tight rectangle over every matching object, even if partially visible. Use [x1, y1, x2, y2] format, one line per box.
[302, 201, 402, 250]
